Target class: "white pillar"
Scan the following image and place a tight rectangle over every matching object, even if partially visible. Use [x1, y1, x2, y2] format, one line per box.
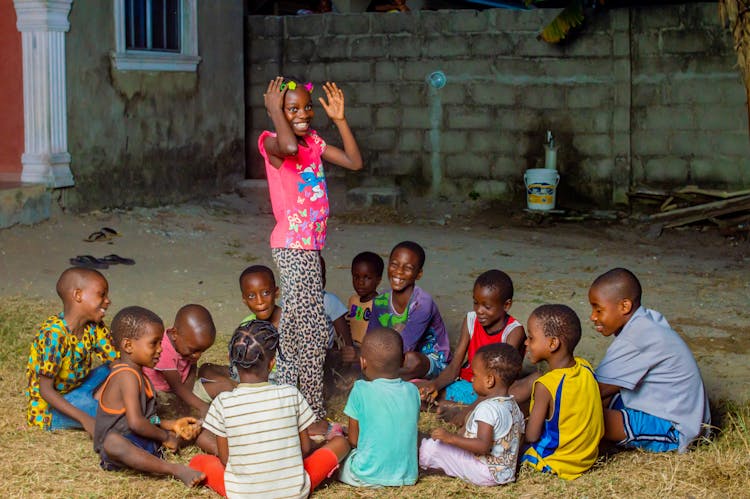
[14, 0, 74, 187]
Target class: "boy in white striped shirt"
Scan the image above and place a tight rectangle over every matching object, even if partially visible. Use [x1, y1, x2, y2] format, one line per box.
[189, 320, 350, 498]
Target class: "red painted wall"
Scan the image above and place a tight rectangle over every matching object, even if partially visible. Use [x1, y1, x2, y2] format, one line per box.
[0, 0, 23, 178]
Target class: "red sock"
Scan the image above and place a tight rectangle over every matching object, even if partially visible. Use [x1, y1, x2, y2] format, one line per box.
[303, 447, 340, 490]
[189, 454, 226, 497]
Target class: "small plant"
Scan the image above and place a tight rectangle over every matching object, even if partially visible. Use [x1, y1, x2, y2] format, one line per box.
[468, 190, 481, 200]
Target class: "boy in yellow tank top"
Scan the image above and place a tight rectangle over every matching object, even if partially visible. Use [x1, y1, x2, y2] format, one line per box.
[521, 304, 604, 480]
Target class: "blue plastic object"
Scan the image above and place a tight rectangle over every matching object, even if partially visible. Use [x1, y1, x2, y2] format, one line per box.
[427, 71, 446, 89]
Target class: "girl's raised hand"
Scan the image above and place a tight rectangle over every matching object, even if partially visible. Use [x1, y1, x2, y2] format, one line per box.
[318, 82, 346, 121]
[264, 76, 286, 113]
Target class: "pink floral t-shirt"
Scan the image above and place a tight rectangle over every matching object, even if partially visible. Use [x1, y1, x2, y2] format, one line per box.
[258, 130, 329, 250]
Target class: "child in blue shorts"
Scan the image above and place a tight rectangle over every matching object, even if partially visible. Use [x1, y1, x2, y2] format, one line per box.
[589, 268, 711, 453]
[25, 267, 118, 435]
[367, 241, 450, 380]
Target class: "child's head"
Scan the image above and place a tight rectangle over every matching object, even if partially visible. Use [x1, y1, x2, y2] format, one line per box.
[228, 319, 280, 377]
[56, 267, 110, 323]
[351, 251, 384, 301]
[280, 76, 315, 137]
[471, 343, 523, 396]
[473, 269, 514, 331]
[169, 304, 216, 363]
[111, 306, 165, 368]
[360, 327, 403, 380]
[239, 265, 279, 321]
[525, 304, 581, 364]
[588, 268, 642, 337]
[387, 241, 425, 293]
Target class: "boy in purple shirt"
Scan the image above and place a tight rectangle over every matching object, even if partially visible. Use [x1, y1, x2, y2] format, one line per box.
[367, 241, 450, 380]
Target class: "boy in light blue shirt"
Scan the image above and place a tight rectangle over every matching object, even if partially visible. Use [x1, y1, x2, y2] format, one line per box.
[339, 327, 421, 487]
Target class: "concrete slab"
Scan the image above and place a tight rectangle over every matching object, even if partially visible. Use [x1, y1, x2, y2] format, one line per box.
[0, 182, 50, 229]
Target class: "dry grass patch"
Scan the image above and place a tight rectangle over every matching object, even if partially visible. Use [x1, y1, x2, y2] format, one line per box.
[1, 295, 748, 498]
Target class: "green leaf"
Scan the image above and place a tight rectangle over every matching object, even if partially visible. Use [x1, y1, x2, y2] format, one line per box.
[539, 1, 585, 44]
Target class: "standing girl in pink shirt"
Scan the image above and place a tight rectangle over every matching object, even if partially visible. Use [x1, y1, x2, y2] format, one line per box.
[258, 76, 362, 431]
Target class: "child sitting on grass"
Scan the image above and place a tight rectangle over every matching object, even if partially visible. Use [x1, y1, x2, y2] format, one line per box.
[589, 268, 711, 453]
[142, 304, 217, 417]
[26, 267, 118, 435]
[193, 265, 283, 400]
[417, 269, 524, 406]
[94, 306, 204, 487]
[367, 241, 450, 380]
[338, 327, 421, 487]
[419, 343, 525, 486]
[521, 304, 604, 480]
[189, 320, 350, 498]
[347, 251, 384, 345]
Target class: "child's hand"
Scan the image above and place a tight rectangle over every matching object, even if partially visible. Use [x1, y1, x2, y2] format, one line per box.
[318, 82, 346, 121]
[163, 430, 180, 450]
[431, 427, 452, 443]
[173, 417, 202, 441]
[415, 380, 438, 403]
[264, 76, 287, 114]
[341, 345, 357, 363]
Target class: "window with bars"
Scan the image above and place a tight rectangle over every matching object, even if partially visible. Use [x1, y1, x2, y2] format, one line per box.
[125, 0, 180, 52]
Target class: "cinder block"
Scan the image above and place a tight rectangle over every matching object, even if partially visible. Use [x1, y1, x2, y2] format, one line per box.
[285, 15, 325, 37]
[399, 130, 425, 151]
[515, 35, 564, 57]
[403, 59, 443, 82]
[714, 131, 750, 156]
[398, 84, 427, 106]
[492, 156, 524, 178]
[346, 186, 402, 209]
[424, 131, 468, 153]
[247, 84, 267, 107]
[632, 83, 664, 106]
[436, 85, 467, 105]
[640, 105, 693, 131]
[442, 59, 495, 78]
[496, 10, 555, 32]
[568, 109, 612, 133]
[247, 15, 282, 38]
[285, 37, 317, 62]
[282, 63, 325, 83]
[573, 133, 613, 157]
[469, 84, 516, 106]
[519, 86, 566, 109]
[566, 85, 613, 109]
[579, 158, 615, 181]
[375, 61, 401, 81]
[329, 13, 369, 34]
[499, 109, 537, 132]
[423, 36, 470, 58]
[690, 157, 743, 185]
[721, 77, 748, 105]
[370, 11, 417, 34]
[402, 106, 436, 129]
[249, 38, 283, 63]
[471, 180, 510, 200]
[445, 153, 490, 178]
[661, 28, 715, 55]
[446, 107, 493, 129]
[613, 32, 630, 57]
[248, 62, 283, 82]
[375, 107, 400, 128]
[470, 33, 514, 56]
[354, 83, 395, 105]
[693, 105, 745, 130]
[632, 32, 661, 57]
[565, 35, 613, 57]
[351, 36, 386, 58]
[327, 61, 372, 82]
[612, 108, 630, 133]
[448, 10, 489, 33]
[468, 131, 505, 153]
[643, 157, 689, 183]
[669, 131, 714, 156]
[316, 36, 349, 60]
[343, 107, 373, 129]
[419, 11, 447, 34]
[361, 130, 396, 151]
[633, 8, 681, 30]
[371, 152, 421, 176]
[384, 35, 422, 59]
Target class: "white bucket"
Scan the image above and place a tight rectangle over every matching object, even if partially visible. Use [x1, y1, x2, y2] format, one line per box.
[524, 168, 560, 211]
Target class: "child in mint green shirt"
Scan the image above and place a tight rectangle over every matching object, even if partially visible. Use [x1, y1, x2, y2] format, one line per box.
[338, 327, 420, 487]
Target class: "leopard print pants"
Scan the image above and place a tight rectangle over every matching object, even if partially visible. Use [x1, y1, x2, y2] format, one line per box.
[272, 247, 327, 419]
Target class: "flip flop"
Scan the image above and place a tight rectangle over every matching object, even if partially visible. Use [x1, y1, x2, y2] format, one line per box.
[84, 231, 109, 242]
[70, 255, 109, 269]
[101, 227, 120, 237]
[100, 254, 135, 265]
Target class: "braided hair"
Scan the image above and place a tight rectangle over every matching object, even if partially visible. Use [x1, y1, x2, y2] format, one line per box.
[228, 320, 282, 375]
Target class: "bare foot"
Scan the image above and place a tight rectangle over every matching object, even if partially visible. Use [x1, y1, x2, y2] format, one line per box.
[436, 401, 468, 426]
[176, 465, 206, 487]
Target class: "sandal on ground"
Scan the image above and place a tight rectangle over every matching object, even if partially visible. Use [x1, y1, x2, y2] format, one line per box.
[83, 227, 120, 242]
[100, 254, 135, 265]
[101, 227, 120, 237]
[69, 255, 109, 269]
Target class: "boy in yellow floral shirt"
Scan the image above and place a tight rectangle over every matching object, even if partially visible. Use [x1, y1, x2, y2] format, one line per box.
[25, 267, 118, 435]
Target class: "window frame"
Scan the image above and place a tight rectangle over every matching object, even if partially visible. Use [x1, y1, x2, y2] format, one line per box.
[111, 0, 200, 72]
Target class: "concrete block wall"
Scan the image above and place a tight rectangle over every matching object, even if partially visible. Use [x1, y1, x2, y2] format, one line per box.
[248, 5, 749, 207]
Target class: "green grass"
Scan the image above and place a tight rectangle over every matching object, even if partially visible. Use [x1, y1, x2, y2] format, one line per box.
[2, 295, 748, 498]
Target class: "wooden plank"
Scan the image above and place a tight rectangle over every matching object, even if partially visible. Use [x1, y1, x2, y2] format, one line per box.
[675, 186, 750, 199]
[647, 194, 750, 222]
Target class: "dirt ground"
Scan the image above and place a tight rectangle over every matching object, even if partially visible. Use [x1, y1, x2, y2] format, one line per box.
[1, 192, 748, 404]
